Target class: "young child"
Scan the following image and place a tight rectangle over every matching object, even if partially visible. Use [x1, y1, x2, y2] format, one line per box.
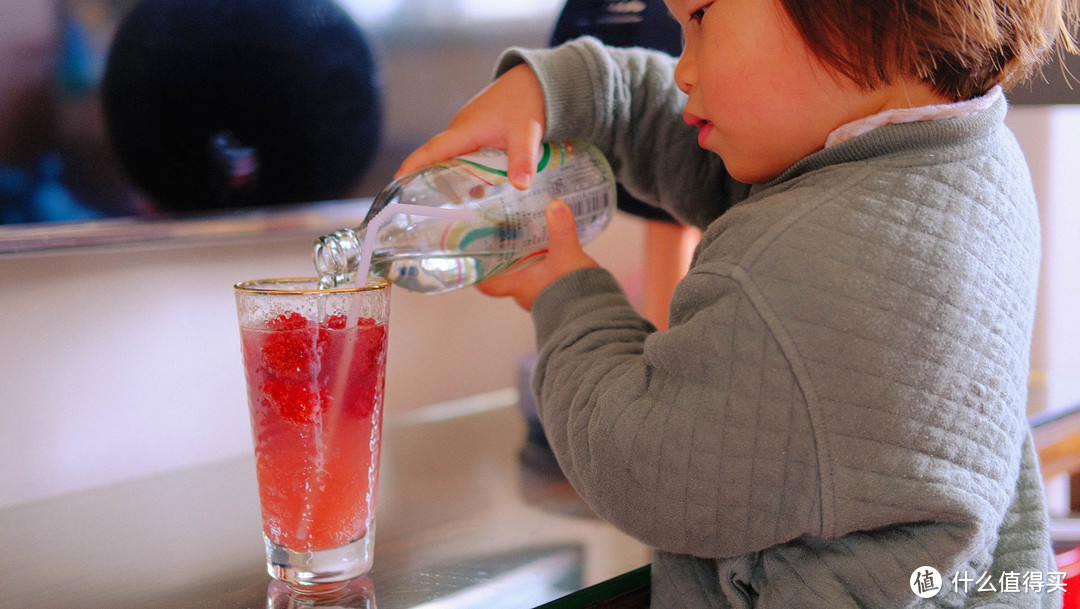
[399, 0, 1078, 606]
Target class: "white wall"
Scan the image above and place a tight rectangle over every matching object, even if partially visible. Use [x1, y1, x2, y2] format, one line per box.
[1006, 106, 1080, 415]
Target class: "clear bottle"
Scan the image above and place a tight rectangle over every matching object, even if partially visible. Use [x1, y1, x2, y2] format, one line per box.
[314, 141, 616, 294]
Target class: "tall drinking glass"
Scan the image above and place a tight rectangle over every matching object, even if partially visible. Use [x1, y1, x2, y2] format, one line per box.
[234, 278, 391, 593]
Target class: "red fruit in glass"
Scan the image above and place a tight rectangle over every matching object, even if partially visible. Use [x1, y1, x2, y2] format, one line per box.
[241, 313, 387, 552]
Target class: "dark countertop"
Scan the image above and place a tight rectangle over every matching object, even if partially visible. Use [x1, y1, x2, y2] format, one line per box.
[0, 392, 651, 608]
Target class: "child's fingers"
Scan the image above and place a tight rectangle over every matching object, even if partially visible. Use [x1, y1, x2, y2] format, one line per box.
[505, 121, 544, 190]
[395, 130, 478, 178]
[475, 202, 598, 311]
[475, 265, 538, 310]
[545, 199, 584, 256]
[475, 270, 513, 298]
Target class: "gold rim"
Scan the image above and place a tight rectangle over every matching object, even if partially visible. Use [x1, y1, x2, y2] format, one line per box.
[233, 277, 391, 295]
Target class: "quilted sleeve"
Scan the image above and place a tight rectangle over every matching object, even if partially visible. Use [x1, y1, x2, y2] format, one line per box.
[530, 265, 823, 558]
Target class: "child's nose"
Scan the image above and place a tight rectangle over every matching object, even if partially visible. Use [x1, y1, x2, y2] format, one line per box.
[674, 52, 695, 94]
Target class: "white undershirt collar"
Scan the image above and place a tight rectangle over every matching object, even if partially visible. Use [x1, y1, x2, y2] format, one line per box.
[824, 86, 1003, 149]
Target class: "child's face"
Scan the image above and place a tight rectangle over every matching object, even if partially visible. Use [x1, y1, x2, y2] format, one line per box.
[666, 0, 899, 183]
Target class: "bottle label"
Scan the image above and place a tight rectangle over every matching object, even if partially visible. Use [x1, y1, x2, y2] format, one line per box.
[454, 141, 573, 178]
[371, 140, 614, 293]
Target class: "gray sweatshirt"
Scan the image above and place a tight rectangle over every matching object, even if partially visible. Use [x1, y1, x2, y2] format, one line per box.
[499, 37, 1059, 608]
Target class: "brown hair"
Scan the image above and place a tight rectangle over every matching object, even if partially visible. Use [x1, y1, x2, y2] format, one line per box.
[778, 0, 1079, 101]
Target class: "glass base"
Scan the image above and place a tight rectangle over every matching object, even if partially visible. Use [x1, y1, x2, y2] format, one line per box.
[265, 524, 376, 592]
[266, 576, 376, 608]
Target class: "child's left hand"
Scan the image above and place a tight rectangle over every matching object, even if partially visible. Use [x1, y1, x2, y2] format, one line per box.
[477, 199, 599, 311]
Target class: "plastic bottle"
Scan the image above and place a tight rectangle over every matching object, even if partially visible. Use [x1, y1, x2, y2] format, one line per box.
[314, 141, 616, 294]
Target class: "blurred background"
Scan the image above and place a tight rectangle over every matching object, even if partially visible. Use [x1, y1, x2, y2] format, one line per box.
[0, 0, 572, 223]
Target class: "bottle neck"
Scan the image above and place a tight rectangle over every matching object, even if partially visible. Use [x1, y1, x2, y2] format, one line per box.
[314, 228, 362, 288]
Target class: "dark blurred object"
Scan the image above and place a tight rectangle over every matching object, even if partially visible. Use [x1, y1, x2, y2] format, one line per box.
[101, 0, 382, 213]
[517, 352, 556, 471]
[551, 0, 682, 223]
[551, 0, 681, 56]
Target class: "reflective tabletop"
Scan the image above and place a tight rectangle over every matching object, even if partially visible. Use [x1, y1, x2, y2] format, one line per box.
[1, 391, 651, 608]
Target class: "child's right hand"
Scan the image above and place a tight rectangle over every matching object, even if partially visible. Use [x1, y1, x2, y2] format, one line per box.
[395, 64, 547, 191]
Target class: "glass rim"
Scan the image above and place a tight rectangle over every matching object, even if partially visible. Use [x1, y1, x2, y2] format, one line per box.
[233, 277, 391, 295]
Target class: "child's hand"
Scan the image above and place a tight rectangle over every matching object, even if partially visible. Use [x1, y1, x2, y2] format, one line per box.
[395, 64, 546, 190]
[477, 199, 599, 311]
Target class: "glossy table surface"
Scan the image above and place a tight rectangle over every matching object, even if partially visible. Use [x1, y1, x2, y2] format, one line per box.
[1, 391, 651, 608]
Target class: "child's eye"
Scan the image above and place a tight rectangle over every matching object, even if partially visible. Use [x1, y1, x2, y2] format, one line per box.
[689, 3, 711, 23]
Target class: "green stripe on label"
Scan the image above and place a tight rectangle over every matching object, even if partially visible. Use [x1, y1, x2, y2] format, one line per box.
[536, 142, 552, 172]
[459, 159, 508, 177]
[458, 226, 498, 249]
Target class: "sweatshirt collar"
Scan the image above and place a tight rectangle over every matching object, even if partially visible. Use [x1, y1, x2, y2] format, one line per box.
[752, 89, 1008, 193]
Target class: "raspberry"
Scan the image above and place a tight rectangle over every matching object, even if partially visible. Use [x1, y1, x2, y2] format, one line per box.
[344, 322, 387, 418]
[255, 312, 386, 422]
[267, 311, 309, 331]
[324, 314, 348, 330]
[261, 329, 315, 383]
[260, 378, 324, 424]
[315, 319, 386, 418]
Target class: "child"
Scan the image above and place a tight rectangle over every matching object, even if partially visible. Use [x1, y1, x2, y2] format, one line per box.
[400, 0, 1078, 606]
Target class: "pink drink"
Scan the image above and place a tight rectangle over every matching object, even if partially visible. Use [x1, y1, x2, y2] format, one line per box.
[240, 311, 387, 553]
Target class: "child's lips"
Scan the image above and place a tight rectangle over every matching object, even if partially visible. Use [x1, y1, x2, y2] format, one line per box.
[696, 122, 713, 148]
[683, 111, 712, 148]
